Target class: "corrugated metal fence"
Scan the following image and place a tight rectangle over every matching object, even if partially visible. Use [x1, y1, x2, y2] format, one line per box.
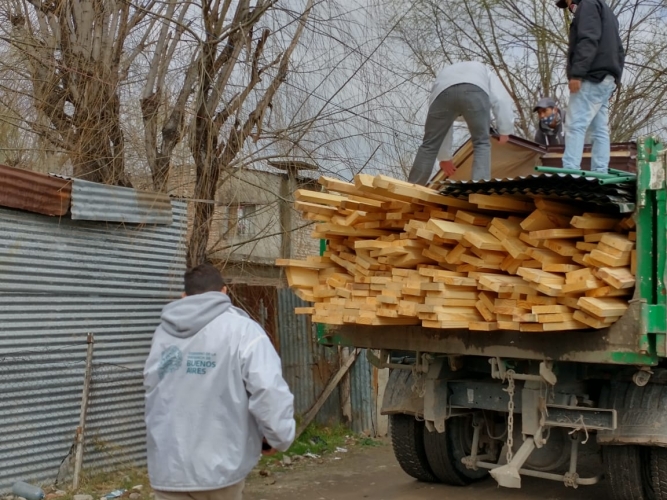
[0, 200, 187, 491]
[276, 289, 387, 435]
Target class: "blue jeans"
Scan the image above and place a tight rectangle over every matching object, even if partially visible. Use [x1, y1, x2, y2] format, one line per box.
[562, 76, 616, 173]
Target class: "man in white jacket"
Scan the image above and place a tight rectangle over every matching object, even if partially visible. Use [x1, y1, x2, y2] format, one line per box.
[144, 263, 295, 500]
[408, 61, 515, 185]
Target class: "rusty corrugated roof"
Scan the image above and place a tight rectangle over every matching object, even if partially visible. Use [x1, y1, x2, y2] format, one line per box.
[0, 164, 71, 216]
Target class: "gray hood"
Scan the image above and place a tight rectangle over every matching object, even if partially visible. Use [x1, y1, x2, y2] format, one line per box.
[160, 291, 248, 338]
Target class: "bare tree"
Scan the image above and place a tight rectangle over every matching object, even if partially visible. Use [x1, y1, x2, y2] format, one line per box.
[385, 0, 667, 142]
[1, 0, 169, 184]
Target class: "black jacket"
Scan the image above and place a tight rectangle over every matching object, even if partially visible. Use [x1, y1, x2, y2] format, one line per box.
[567, 0, 625, 84]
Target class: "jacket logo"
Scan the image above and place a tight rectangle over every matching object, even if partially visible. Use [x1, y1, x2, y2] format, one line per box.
[158, 346, 183, 379]
[186, 352, 217, 375]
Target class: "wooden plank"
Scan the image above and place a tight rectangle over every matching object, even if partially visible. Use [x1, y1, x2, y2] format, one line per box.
[286, 267, 319, 288]
[573, 310, 619, 329]
[469, 322, 499, 331]
[463, 229, 504, 251]
[536, 283, 564, 297]
[445, 243, 469, 264]
[294, 200, 338, 216]
[576, 241, 597, 252]
[542, 320, 588, 331]
[501, 236, 530, 260]
[426, 219, 471, 241]
[493, 299, 522, 315]
[543, 263, 583, 273]
[513, 312, 539, 322]
[470, 194, 534, 213]
[566, 268, 594, 283]
[544, 239, 579, 257]
[478, 275, 532, 294]
[423, 320, 470, 329]
[534, 198, 582, 216]
[561, 279, 604, 294]
[600, 233, 634, 252]
[589, 249, 631, 267]
[597, 267, 636, 289]
[583, 232, 610, 243]
[570, 215, 620, 230]
[517, 268, 565, 285]
[295, 307, 315, 314]
[455, 210, 493, 226]
[528, 228, 586, 240]
[585, 286, 631, 298]
[416, 228, 437, 241]
[315, 223, 391, 238]
[521, 209, 571, 231]
[425, 289, 478, 300]
[460, 254, 501, 270]
[376, 175, 476, 208]
[557, 296, 581, 309]
[527, 248, 572, 265]
[517, 296, 558, 308]
[578, 297, 629, 318]
[537, 312, 575, 323]
[498, 320, 521, 330]
[475, 300, 496, 322]
[532, 305, 572, 314]
[432, 275, 477, 288]
[295, 189, 346, 207]
[478, 292, 497, 314]
[491, 217, 523, 236]
[520, 323, 545, 332]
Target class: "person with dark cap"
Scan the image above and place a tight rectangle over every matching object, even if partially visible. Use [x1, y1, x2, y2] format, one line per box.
[556, 0, 624, 173]
[533, 97, 565, 146]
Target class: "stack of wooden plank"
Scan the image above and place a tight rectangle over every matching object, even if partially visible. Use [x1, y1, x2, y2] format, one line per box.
[277, 174, 637, 332]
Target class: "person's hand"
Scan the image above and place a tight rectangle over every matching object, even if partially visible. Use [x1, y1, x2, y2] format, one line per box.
[569, 79, 582, 93]
[498, 135, 510, 145]
[262, 438, 277, 456]
[439, 160, 456, 177]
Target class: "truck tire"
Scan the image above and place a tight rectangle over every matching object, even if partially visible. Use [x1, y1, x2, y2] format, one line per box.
[649, 446, 667, 500]
[390, 414, 438, 482]
[447, 415, 489, 482]
[423, 425, 468, 486]
[602, 445, 648, 500]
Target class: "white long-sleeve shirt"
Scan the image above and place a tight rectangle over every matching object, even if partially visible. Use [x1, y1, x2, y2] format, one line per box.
[430, 61, 515, 161]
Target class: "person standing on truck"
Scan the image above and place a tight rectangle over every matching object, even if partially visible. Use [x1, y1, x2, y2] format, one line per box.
[533, 97, 565, 146]
[557, 0, 624, 173]
[143, 263, 295, 500]
[408, 60, 515, 185]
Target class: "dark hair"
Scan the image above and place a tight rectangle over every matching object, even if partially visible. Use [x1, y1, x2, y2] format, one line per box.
[184, 263, 226, 296]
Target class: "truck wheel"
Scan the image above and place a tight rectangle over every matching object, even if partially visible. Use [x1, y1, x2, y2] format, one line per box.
[447, 415, 490, 482]
[423, 425, 468, 486]
[602, 445, 648, 500]
[389, 414, 438, 482]
[649, 446, 667, 499]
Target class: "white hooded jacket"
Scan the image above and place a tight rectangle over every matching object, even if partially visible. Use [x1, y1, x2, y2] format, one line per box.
[144, 292, 295, 491]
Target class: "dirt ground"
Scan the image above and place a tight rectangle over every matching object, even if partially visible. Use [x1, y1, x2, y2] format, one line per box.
[245, 440, 607, 500]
